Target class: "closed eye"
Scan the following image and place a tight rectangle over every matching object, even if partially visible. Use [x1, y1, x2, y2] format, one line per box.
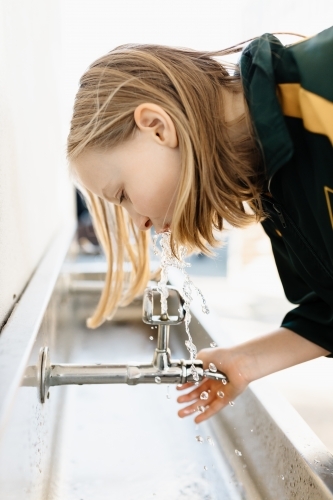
[119, 190, 128, 204]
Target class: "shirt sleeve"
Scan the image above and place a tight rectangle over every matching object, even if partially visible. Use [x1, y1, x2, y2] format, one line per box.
[261, 220, 333, 356]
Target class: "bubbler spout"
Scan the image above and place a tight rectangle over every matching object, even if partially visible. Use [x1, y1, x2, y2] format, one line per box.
[31, 285, 227, 403]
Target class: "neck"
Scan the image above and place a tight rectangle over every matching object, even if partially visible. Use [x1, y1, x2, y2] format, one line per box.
[221, 87, 250, 140]
[222, 88, 245, 122]
[221, 86, 264, 196]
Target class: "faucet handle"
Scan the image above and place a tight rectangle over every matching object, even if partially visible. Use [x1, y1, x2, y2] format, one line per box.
[142, 285, 185, 325]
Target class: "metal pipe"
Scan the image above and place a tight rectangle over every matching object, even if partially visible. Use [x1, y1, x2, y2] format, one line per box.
[156, 323, 169, 351]
[49, 362, 186, 386]
[32, 285, 227, 402]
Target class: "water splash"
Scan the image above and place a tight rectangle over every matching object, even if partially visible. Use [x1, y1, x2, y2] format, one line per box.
[153, 231, 209, 380]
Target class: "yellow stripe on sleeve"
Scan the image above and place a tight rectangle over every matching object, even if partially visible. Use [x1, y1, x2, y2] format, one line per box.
[277, 83, 333, 146]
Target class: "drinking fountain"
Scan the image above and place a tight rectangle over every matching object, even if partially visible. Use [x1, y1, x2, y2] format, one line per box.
[34, 285, 227, 403]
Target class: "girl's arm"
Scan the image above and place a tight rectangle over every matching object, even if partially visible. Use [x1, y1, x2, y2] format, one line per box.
[177, 328, 330, 423]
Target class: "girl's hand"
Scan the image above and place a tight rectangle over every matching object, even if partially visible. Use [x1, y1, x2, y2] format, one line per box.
[176, 347, 249, 424]
[176, 328, 330, 423]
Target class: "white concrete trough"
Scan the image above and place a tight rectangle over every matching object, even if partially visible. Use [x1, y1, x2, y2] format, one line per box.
[0, 226, 332, 499]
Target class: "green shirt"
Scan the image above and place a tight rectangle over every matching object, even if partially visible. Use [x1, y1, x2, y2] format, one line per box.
[240, 26, 333, 353]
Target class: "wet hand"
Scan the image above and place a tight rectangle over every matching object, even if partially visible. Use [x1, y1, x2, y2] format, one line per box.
[176, 347, 249, 423]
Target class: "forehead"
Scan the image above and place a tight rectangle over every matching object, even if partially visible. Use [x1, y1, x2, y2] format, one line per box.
[71, 149, 121, 197]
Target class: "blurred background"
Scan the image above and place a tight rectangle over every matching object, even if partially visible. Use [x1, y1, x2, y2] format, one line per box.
[1, 0, 333, 451]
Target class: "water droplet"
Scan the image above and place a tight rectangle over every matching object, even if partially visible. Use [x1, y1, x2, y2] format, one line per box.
[166, 385, 170, 399]
[222, 379, 227, 385]
[200, 391, 209, 400]
[196, 435, 204, 443]
[155, 376, 161, 384]
[207, 436, 214, 446]
[149, 336, 154, 340]
[280, 475, 285, 480]
[151, 327, 154, 329]
[209, 363, 217, 372]
[203, 465, 208, 470]
[314, 459, 320, 464]
[210, 342, 217, 348]
[197, 405, 205, 413]
[235, 449, 242, 456]
[217, 391, 224, 398]
[229, 401, 235, 406]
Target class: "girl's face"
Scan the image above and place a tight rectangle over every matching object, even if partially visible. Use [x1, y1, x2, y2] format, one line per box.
[72, 104, 181, 234]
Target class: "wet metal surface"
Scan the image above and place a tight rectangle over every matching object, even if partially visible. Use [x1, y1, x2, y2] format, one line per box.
[46, 299, 251, 500]
[0, 240, 333, 499]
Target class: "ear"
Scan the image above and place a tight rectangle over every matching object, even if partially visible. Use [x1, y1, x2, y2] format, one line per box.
[134, 103, 178, 148]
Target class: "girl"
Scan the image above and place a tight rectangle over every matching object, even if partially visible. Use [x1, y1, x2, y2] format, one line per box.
[67, 26, 333, 424]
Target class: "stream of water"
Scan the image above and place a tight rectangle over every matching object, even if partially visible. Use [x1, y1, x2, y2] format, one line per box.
[153, 231, 210, 381]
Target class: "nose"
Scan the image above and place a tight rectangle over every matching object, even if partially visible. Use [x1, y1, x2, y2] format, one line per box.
[132, 213, 152, 231]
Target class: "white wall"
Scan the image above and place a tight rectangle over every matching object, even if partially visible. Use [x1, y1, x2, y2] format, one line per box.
[0, 0, 75, 327]
[60, 0, 333, 133]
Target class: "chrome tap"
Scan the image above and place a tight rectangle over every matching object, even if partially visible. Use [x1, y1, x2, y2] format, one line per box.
[30, 285, 227, 403]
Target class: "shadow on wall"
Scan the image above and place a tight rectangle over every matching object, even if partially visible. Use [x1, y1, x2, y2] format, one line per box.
[76, 191, 101, 255]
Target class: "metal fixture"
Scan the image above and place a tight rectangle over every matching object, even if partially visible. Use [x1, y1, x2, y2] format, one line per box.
[34, 285, 227, 403]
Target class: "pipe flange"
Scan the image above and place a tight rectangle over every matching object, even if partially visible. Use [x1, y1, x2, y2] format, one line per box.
[39, 346, 51, 403]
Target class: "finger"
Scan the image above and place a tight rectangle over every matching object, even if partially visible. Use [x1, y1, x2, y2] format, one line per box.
[176, 380, 210, 403]
[194, 398, 225, 424]
[178, 400, 204, 418]
[175, 382, 194, 391]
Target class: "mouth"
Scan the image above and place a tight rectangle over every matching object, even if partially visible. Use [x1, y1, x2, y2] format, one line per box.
[156, 224, 170, 234]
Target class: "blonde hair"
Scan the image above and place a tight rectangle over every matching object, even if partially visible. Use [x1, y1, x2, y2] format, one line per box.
[67, 41, 263, 328]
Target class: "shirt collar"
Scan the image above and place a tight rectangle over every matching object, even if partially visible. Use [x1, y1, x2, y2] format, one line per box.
[240, 34, 294, 180]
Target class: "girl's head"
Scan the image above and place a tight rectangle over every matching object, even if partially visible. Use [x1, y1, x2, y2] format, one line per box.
[67, 43, 263, 328]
